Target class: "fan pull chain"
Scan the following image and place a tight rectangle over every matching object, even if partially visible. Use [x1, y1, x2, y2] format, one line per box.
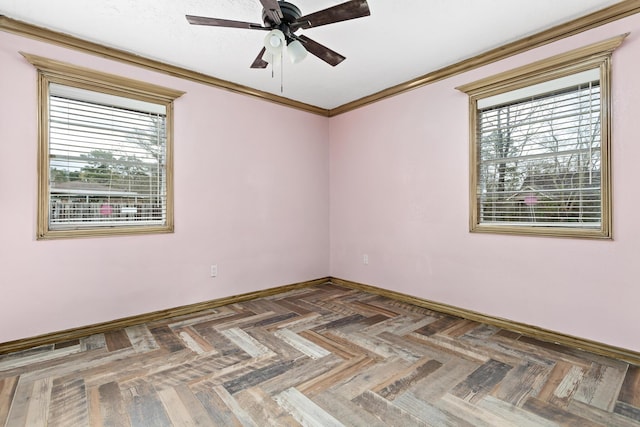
[271, 53, 274, 79]
[267, 51, 284, 93]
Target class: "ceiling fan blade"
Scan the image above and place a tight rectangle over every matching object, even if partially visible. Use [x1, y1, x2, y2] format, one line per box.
[293, 0, 370, 30]
[250, 47, 269, 69]
[259, 0, 283, 24]
[298, 35, 345, 66]
[186, 15, 267, 30]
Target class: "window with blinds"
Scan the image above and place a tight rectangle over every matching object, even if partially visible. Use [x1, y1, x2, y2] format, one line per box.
[476, 72, 601, 229]
[24, 52, 184, 239]
[456, 35, 624, 238]
[48, 84, 168, 230]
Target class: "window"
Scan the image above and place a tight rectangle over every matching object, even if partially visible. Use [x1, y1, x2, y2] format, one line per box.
[457, 34, 627, 239]
[22, 53, 185, 239]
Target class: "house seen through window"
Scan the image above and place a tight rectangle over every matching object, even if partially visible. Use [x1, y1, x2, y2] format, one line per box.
[49, 84, 168, 230]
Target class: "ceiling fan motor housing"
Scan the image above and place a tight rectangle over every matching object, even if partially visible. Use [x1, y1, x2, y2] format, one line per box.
[263, 1, 303, 40]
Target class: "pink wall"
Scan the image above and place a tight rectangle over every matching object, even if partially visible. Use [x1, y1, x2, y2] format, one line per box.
[3, 13, 640, 354]
[0, 32, 330, 343]
[330, 15, 640, 352]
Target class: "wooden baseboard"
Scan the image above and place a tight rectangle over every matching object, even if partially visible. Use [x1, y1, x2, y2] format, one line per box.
[330, 277, 640, 366]
[3, 275, 638, 366]
[0, 277, 331, 355]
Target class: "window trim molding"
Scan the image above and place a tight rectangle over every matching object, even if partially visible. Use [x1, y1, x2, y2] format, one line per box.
[22, 52, 185, 240]
[456, 34, 628, 239]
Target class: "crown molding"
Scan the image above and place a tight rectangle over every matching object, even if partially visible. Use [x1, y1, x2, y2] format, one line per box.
[1, 1, 639, 117]
[0, 15, 329, 117]
[329, 0, 640, 116]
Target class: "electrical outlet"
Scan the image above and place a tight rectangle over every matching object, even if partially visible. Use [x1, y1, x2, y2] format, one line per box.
[210, 264, 218, 278]
[363, 254, 369, 265]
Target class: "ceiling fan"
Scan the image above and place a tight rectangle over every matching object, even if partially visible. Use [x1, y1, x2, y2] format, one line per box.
[186, 0, 370, 68]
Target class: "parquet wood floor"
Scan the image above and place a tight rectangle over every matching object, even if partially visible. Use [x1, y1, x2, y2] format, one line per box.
[1, 283, 639, 426]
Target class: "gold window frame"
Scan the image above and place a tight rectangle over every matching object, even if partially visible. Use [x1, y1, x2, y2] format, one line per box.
[22, 53, 185, 240]
[456, 34, 628, 239]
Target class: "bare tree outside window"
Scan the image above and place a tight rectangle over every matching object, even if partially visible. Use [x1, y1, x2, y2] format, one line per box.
[477, 82, 601, 227]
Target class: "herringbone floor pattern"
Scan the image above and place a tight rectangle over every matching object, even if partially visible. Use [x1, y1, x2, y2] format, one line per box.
[1, 283, 639, 426]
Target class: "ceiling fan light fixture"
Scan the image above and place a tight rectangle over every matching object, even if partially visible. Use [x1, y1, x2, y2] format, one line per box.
[264, 29, 285, 55]
[287, 39, 308, 64]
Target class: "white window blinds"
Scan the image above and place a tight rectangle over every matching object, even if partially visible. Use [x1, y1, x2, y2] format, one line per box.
[48, 84, 168, 229]
[476, 73, 601, 227]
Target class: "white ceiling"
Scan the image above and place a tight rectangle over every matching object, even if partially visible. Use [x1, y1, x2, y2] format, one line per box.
[0, 0, 625, 110]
